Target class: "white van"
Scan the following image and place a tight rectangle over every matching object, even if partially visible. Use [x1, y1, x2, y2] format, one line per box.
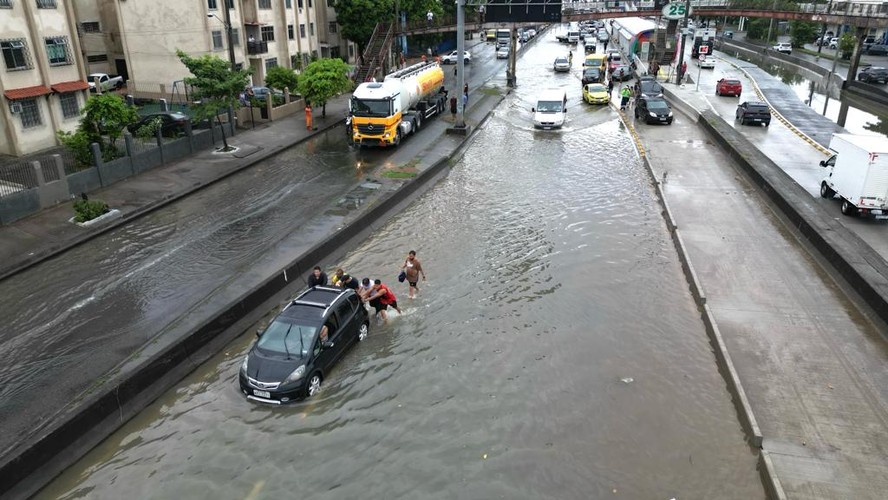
[567, 22, 580, 43]
[532, 89, 568, 129]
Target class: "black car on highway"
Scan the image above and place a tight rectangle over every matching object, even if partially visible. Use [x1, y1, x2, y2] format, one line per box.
[582, 67, 603, 85]
[735, 101, 771, 127]
[858, 66, 888, 84]
[239, 286, 369, 403]
[634, 96, 673, 125]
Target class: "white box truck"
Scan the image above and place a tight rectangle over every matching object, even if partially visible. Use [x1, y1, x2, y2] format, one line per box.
[820, 133, 888, 218]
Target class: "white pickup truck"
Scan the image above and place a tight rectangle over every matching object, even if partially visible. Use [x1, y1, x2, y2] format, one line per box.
[88, 73, 124, 92]
[820, 133, 888, 218]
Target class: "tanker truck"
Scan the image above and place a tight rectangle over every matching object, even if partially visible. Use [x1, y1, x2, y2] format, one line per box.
[349, 62, 448, 147]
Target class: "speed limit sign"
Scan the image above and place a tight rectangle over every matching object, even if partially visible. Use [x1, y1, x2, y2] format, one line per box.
[699, 45, 710, 54]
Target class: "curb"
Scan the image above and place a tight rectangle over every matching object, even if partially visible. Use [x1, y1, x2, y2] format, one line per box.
[0, 115, 346, 283]
[622, 94, 783, 498]
[0, 91, 506, 500]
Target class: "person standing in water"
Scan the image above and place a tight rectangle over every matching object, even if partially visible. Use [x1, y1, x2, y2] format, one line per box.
[401, 250, 426, 299]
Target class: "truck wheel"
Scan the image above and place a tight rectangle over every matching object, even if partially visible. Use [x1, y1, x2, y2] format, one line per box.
[841, 199, 857, 216]
[820, 182, 834, 198]
[414, 114, 422, 131]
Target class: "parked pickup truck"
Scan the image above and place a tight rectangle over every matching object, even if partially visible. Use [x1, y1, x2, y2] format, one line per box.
[88, 73, 124, 92]
[820, 133, 888, 218]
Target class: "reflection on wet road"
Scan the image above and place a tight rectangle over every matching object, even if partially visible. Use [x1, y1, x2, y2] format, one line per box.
[39, 31, 763, 500]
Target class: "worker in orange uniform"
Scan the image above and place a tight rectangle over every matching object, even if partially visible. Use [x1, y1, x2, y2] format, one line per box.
[304, 102, 313, 130]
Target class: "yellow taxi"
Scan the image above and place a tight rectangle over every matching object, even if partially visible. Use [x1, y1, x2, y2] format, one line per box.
[583, 83, 609, 104]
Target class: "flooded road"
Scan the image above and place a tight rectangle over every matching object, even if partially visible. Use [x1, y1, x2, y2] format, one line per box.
[38, 32, 763, 499]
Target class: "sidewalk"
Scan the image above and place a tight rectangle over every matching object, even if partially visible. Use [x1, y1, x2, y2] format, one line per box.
[0, 97, 350, 282]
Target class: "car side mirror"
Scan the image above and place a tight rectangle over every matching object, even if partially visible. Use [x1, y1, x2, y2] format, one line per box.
[322, 341, 335, 349]
[256, 329, 263, 338]
[819, 160, 827, 167]
[531, 107, 535, 112]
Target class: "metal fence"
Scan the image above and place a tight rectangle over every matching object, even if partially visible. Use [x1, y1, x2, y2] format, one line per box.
[0, 161, 39, 197]
[0, 148, 80, 198]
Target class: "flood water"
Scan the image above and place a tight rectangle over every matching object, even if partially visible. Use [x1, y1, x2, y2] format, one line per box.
[37, 31, 764, 499]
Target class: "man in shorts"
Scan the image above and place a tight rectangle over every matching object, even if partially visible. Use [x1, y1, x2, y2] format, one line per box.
[400, 250, 426, 299]
[365, 279, 402, 321]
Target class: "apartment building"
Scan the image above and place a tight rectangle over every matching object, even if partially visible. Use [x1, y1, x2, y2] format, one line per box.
[74, 0, 354, 100]
[0, 0, 89, 156]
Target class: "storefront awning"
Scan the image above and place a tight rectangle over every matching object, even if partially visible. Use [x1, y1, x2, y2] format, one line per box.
[3, 85, 51, 100]
[51, 80, 90, 93]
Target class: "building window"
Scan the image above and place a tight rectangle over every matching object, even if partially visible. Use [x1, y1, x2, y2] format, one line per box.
[260, 26, 274, 42]
[265, 58, 277, 71]
[59, 92, 79, 119]
[231, 28, 240, 46]
[80, 22, 100, 33]
[45, 36, 71, 65]
[285, 0, 291, 7]
[328, 22, 338, 34]
[297, 0, 302, 8]
[1, 39, 31, 71]
[288, 25, 294, 40]
[86, 53, 108, 63]
[0, 0, 12, 8]
[36, 0, 55, 8]
[299, 24, 306, 38]
[330, 46, 340, 59]
[207, 0, 217, 9]
[212, 30, 223, 50]
[18, 98, 41, 129]
[310, 23, 314, 36]
[225, 0, 233, 9]
[308, 0, 312, 7]
[258, 0, 271, 8]
[302, 53, 310, 67]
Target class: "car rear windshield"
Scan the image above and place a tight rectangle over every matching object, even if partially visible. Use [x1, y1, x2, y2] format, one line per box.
[724, 79, 741, 85]
[748, 104, 769, 112]
[257, 319, 317, 357]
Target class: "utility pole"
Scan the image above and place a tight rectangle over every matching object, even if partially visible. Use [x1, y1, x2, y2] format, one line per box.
[456, 0, 467, 128]
[222, 1, 237, 70]
[674, 0, 691, 85]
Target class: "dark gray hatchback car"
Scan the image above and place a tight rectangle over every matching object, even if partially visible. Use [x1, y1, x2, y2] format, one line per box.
[735, 101, 771, 127]
[239, 286, 369, 404]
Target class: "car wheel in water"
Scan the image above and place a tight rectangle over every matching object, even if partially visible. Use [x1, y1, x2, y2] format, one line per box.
[307, 373, 322, 397]
[358, 323, 369, 341]
[820, 182, 834, 198]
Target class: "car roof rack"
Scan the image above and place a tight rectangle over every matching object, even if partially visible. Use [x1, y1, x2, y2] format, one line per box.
[291, 299, 328, 308]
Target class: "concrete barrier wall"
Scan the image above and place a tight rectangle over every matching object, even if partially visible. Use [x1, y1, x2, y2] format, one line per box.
[697, 110, 888, 326]
[0, 93, 504, 499]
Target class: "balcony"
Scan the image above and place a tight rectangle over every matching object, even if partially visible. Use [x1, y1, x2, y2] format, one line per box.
[247, 40, 268, 55]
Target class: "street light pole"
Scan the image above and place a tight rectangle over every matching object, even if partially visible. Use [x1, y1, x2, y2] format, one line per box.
[674, 0, 691, 85]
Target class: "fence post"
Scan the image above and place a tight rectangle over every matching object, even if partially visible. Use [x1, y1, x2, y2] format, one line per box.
[160, 98, 169, 112]
[156, 128, 165, 165]
[228, 107, 236, 137]
[124, 132, 136, 175]
[90, 142, 105, 186]
[126, 94, 134, 106]
[184, 118, 195, 153]
[30, 161, 45, 187]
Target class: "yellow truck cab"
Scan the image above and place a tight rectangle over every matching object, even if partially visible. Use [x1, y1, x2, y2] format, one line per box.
[486, 29, 497, 42]
[584, 54, 607, 73]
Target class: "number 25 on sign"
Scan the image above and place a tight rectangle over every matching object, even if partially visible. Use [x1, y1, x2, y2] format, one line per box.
[662, 2, 691, 20]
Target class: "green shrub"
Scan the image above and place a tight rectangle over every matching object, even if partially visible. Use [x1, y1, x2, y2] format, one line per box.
[57, 129, 95, 168]
[73, 198, 110, 223]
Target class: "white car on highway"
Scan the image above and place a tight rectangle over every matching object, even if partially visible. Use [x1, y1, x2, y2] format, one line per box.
[442, 50, 471, 64]
[696, 54, 715, 69]
[496, 46, 509, 59]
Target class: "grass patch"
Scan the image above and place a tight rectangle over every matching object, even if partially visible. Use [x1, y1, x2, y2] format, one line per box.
[478, 86, 502, 96]
[382, 170, 418, 179]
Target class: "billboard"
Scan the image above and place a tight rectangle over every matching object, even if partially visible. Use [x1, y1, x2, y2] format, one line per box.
[485, 0, 563, 23]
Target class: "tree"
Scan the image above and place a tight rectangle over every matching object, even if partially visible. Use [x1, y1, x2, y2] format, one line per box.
[789, 21, 818, 48]
[746, 18, 772, 42]
[176, 50, 251, 151]
[297, 58, 353, 117]
[333, 0, 393, 56]
[265, 66, 299, 94]
[58, 93, 138, 166]
[839, 32, 856, 59]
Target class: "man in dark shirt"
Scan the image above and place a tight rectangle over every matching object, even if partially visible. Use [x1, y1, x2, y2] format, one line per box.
[339, 274, 359, 290]
[308, 266, 327, 287]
